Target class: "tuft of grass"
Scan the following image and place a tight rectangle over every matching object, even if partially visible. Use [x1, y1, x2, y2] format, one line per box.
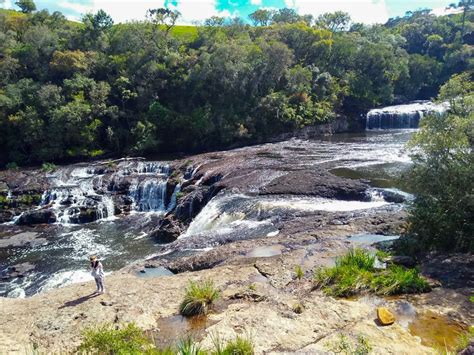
[294, 265, 304, 280]
[176, 336, 206, 355]
[79, 323, 153, 354]
[212, 333, 254, 355]
[314, 248, 430, 297]
[326, 334, 372, 355]
[454, 326, 474, 353]
[248, 283, 257, 291]
[179, 279, 221, 317]
[292, 302, 304, 314]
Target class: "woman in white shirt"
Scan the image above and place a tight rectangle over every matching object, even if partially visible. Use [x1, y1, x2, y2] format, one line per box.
[90, 255, 105, 294]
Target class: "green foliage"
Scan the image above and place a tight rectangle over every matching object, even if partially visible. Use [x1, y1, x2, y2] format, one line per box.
[404, 72, 474, 253]
[15, 0, 36, 13]
[41, 162, 56, 172]
[294, 265, 304, 280]
[6, 162, 18, 170]
[326, 334, 372, 355]
[0, 7, 472, 167]
[314, 249, 430, 297]
[211, 333, 254, 355]
[179, 279, 221, 317]
[79, 323, 154, 354]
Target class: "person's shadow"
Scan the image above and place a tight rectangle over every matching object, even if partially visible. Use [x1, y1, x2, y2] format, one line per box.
[58, 292, 100, 309]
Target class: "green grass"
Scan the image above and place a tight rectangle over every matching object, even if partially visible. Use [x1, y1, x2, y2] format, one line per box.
[179, 279, 221, 317]
[170, 26, 198, 42]
[294, 265, 304, 280]
[79, 323, 154, 354]
[314, 249, 431, 297]
[326, 334, 372, 355]
[211, 333, 254, 355]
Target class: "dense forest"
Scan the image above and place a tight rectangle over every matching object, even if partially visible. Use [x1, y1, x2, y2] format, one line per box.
[0, 1, 472, 166]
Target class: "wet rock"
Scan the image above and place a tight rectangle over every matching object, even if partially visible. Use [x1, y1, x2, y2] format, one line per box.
[379, 189, 409, 203]
[66, 207, 98, 224]
[149, 216, 184, 243]
[387, 255, 416, 268]
[1, 262, 35, 281]
[260, 170, 369, 201]
[377, 307, 396, 325]
[17, 209, 56, 225]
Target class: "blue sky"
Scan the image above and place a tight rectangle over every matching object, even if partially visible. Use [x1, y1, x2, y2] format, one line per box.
[1, 0, 458, 24]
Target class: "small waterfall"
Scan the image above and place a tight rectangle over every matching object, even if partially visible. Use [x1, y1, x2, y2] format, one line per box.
[366, 101, 447, 130]
[129, 179, 168, 212]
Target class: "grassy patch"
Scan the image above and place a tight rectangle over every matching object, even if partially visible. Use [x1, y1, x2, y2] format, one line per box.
[212, 333, 255, 355]
[179, 279, 221, 317]
[41, 162, 57, 173]
[79, 323, 154, 354]
[326, 334, 372, 355]
[314, 249, 431, 297]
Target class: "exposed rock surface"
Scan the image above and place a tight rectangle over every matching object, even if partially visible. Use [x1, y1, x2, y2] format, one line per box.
[1, 246, 471, 354]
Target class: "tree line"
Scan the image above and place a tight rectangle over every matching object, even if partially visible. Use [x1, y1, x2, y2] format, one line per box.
[0, 1, 472, 166]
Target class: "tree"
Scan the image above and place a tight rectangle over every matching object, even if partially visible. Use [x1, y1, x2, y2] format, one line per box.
[147, 8, 180, 35]
[249, 9, 273, 26]
[316, 11, 351, 32]
[404, 72, 474, 253]
[15, 0, 36, 13]
[272, 8, 301, 24]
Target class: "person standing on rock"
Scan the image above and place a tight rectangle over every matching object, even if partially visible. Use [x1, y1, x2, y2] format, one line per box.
[90, 255, 105, 294]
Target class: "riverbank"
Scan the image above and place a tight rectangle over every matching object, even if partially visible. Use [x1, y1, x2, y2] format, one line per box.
[1, 243, 472, 353]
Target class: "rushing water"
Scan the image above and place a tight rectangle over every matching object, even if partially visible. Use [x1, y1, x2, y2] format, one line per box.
[366, 101, 447, 130]
[0, 129, 415, 298]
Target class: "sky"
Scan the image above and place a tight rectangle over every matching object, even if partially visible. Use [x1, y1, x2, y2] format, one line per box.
[1, 0, 459, 25]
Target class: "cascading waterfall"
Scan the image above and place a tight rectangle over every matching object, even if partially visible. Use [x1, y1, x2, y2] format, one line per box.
[366, 101, 447, 130]
[129, 179, 168, 212]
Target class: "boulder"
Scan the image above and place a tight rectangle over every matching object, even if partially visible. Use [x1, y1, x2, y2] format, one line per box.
[386, 255, 416, 268]
[260, 170, 369, 201]
[17, 209, 56, 225]
[149, 216, 183, 243]
[68, 207, 98, 224]
[377, 307, 395, 325]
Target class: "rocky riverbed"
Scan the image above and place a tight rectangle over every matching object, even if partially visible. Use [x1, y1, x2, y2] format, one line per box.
[1, 129, 472, 353]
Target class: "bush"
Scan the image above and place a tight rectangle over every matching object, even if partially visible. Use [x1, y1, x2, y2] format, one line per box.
[79, 323, 154, 354]
[41, 162, 57, 173]
[6, 162, 18, 170]
[179, 279, 221, 317]
[314, 249, 430, 297]
[326, 334, 372, 355]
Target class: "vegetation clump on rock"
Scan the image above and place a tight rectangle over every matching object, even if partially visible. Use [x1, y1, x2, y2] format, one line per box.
[313, 249, 431, 297]
[179, 279, 221, 317]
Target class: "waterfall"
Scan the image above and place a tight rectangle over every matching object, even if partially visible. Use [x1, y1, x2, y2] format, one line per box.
[366, 101, 447, 130]
[129, 179, 168, 212]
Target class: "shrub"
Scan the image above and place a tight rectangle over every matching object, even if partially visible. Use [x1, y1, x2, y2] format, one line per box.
[6, 162, 18, 170]
[314, 249, 430, 297]
[41, 162, 57, 173]
[294, 265, 304, 280]
[79, 323, 153, 354]
[179, 279, 221, 317]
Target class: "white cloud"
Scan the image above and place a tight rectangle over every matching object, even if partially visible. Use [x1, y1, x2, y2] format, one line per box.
[166, 0, 234, 24]
[431, 6, 462, 16]
[250, 0, 262, 5]
[0, 0, 14, 10]
[286, 0, 390, 24]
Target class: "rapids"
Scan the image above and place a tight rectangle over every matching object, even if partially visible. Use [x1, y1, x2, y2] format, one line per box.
[1, 129, 415, 298]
